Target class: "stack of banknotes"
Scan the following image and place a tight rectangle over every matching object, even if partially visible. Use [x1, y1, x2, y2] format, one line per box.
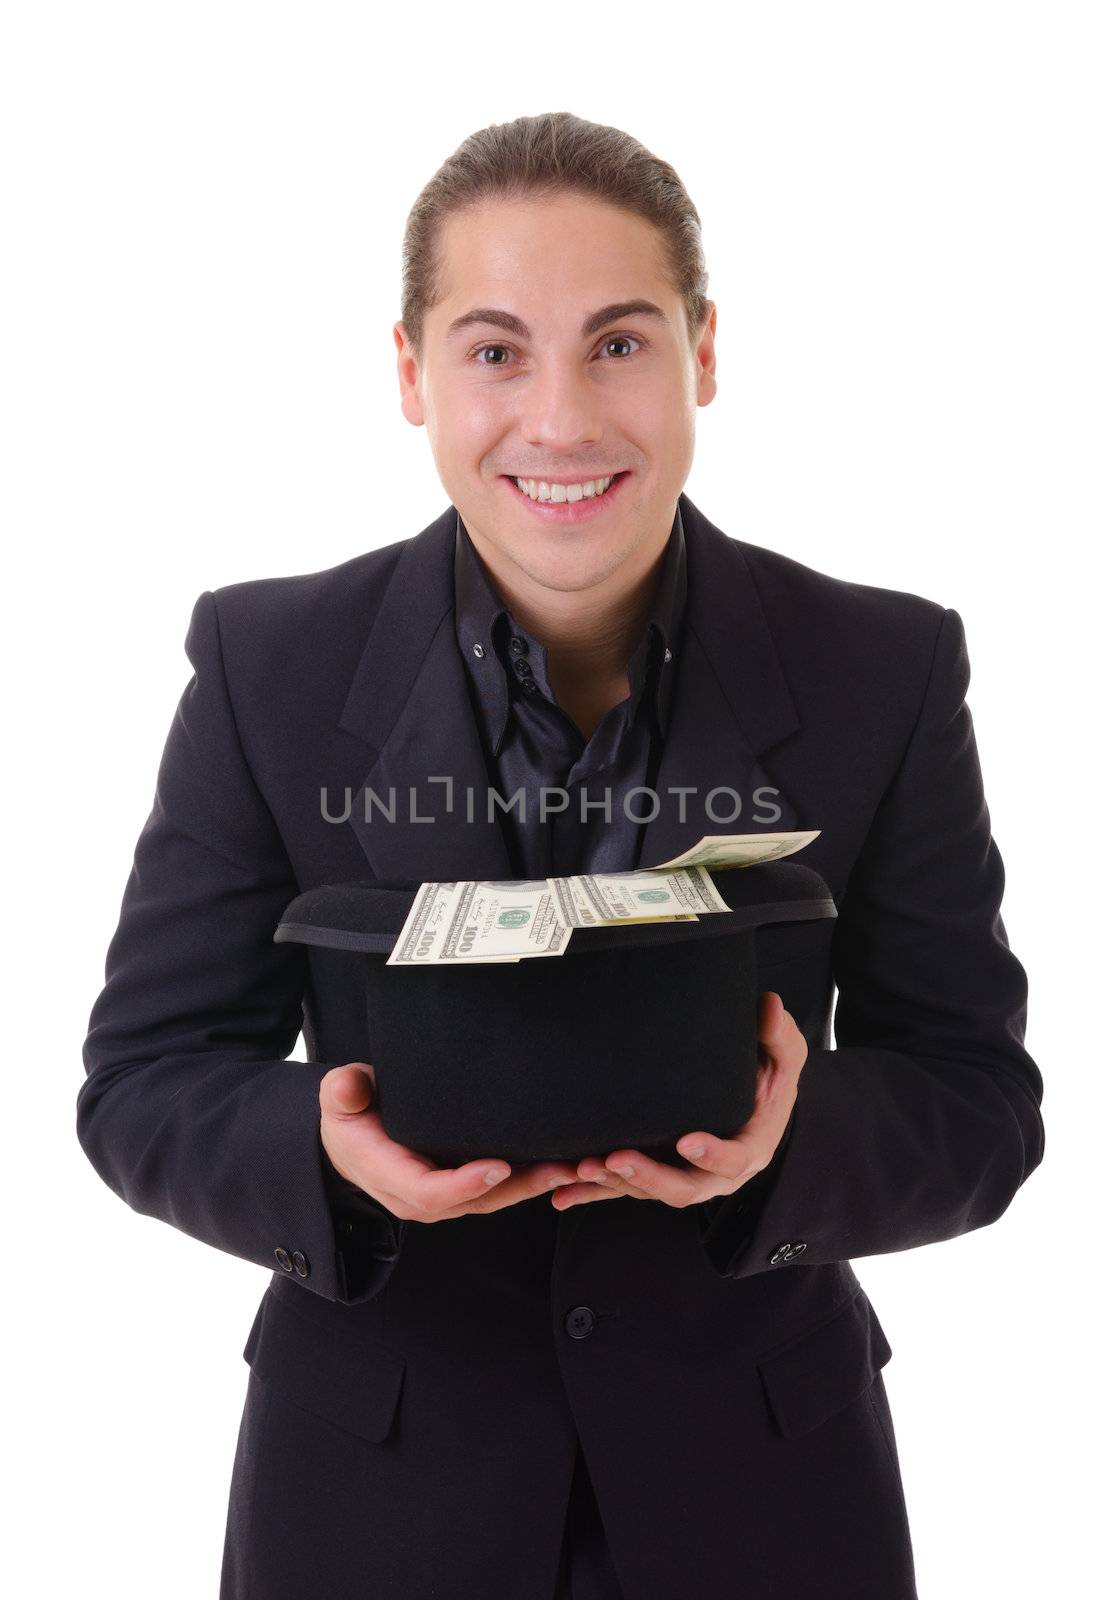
[386, 830, 819, 966]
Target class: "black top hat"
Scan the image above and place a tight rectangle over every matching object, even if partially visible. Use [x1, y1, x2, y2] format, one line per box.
[274, 860, 835, 1169]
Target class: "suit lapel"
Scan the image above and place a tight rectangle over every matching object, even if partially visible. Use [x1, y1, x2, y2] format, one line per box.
[336, 494, 802, 884]
[336, 504, 511, 882]
[635, 494, 801, 868]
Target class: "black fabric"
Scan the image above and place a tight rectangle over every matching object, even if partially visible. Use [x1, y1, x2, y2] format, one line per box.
[293, 501, 819, 1592]
[309, 511, 785, 1593]
[274, 861, 836, 1166]
[77, 492, 1044, 1597]
[553, 1443, 627, 1600]
[453, 502, 687, 878]
[272, 858, 835, 950]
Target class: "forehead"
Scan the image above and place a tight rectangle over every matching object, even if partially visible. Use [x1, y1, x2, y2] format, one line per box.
[429, 194, 676, 323]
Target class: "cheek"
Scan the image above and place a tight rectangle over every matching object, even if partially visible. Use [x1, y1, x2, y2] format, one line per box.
[624, 372, 693, 441]
[452, 389, 516, 456]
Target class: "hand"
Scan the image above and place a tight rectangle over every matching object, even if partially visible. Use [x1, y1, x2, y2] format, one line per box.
[319, 1062, 585, 1222]
[551, 991, 808, 1211]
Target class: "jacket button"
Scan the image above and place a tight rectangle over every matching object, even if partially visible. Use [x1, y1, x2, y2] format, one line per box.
[565, 1305, 597, 1340]
[274, 1246, 293, 1272]
[786, 1241, 807, 1259]
[509, 635, 528, 656]
[767, 1242, 792, 1265]
[291, 1250, 310, 1277]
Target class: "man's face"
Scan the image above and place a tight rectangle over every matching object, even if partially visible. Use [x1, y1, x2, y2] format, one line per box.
[394, 193, 716, 599]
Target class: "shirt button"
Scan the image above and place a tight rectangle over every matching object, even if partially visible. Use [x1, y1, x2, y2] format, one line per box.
[472, 643, 485, 659]
[664, 647, 673, 662]
[274, 1246, 293, 1272]
[565, 1305, 597, 1340]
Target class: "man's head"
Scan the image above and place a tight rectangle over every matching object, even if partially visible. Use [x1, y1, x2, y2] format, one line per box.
[393, 113, 716, 612]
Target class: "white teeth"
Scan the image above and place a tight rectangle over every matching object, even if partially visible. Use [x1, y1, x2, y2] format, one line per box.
[514, 475, 616, 503]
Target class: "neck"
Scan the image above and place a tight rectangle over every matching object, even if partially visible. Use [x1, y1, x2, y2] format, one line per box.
[465, 527, 670, 683]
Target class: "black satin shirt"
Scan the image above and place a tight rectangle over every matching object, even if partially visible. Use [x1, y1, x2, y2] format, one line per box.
[452, 500, 689, 879]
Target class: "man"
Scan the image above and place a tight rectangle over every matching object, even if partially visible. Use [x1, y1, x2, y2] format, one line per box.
[78, 113, 1044, 1599]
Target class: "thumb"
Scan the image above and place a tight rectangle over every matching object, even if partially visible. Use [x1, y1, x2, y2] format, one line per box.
[757, 990, 784, 1046]
[322, 1062, 376, 1117]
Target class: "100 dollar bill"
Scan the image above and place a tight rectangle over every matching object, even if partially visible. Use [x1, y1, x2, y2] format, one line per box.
[385, 831, 821, 965]
[547, 864, 729, 929]
[386, 879, 570, 966]
[648, 829, 819, 872]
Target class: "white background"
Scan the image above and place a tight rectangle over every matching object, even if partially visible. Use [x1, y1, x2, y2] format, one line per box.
[5, 3, 1090, 1594]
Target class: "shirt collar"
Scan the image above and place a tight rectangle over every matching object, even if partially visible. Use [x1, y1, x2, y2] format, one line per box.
[454, 499, 688, 757]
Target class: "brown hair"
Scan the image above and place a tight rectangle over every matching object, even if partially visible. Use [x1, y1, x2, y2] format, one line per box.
[400, 112, 710, 360]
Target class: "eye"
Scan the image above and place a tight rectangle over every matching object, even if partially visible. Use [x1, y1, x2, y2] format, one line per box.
[601, 334, 643, 359]
[468, 333, 646, 367]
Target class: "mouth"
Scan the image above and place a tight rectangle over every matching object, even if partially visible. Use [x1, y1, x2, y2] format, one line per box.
[501, 471, 631, 523]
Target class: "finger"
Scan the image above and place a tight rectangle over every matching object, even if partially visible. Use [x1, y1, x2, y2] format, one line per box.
[548, 1156, 636, 1207]
[576, 1156, 632, 1186]
[676, 1081, 798, 1188]
[756, 991, 787, 1055]
[319, 1069, 510, 1212]
[468, 1159, 584, 1213]
[674, 1062, 794, 1181]
[668, 1129, 761, 1193]
[596, 1148, 709, 1208]
[757, 994, 808, 1087]
[319, 1062, 377, 1117]
[758, 989, 804, 1050]
[552, 1180, 627, 1209]
[363, 1158, 574, 1220]
[319, 1065, 594, 1217]
[372, 1150, 544, 1219]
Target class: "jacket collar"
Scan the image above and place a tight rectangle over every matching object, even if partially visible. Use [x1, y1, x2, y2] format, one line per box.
[453, 500, 688, 754]
[337, 492, 801, 883]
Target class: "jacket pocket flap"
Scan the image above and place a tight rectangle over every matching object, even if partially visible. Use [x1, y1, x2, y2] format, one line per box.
[756, 1289, 892, 1440]
[243, 1287, 406, 1444]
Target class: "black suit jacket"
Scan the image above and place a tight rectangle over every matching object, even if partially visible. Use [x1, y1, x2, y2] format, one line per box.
[78, 493, 1044, 1599]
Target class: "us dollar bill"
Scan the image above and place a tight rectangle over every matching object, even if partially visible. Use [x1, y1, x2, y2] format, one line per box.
[386, 831, 821, 963]
[386, 879, 571, 966]
[649, 829, 819, 871]
[547, 864, 729, 929]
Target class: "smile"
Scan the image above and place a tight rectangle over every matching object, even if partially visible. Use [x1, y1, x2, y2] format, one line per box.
[502, 471, 630, 523]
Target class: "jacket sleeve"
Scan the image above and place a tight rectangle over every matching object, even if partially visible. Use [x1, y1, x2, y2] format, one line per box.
[78, 588, 408, 1306]
[697, 605, 1045, 1277]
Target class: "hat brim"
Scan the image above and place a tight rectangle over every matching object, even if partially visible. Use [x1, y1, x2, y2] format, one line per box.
[272, 859, 836, 956]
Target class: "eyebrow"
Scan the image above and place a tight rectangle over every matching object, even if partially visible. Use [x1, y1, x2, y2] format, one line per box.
[445, 299, 669, 342]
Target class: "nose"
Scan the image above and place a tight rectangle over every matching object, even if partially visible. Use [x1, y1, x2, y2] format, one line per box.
[517, 357, 604, 458]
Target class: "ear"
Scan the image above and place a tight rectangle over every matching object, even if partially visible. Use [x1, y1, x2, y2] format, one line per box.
[696, 299, 717, 408]
[394, 321, 425, 427]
